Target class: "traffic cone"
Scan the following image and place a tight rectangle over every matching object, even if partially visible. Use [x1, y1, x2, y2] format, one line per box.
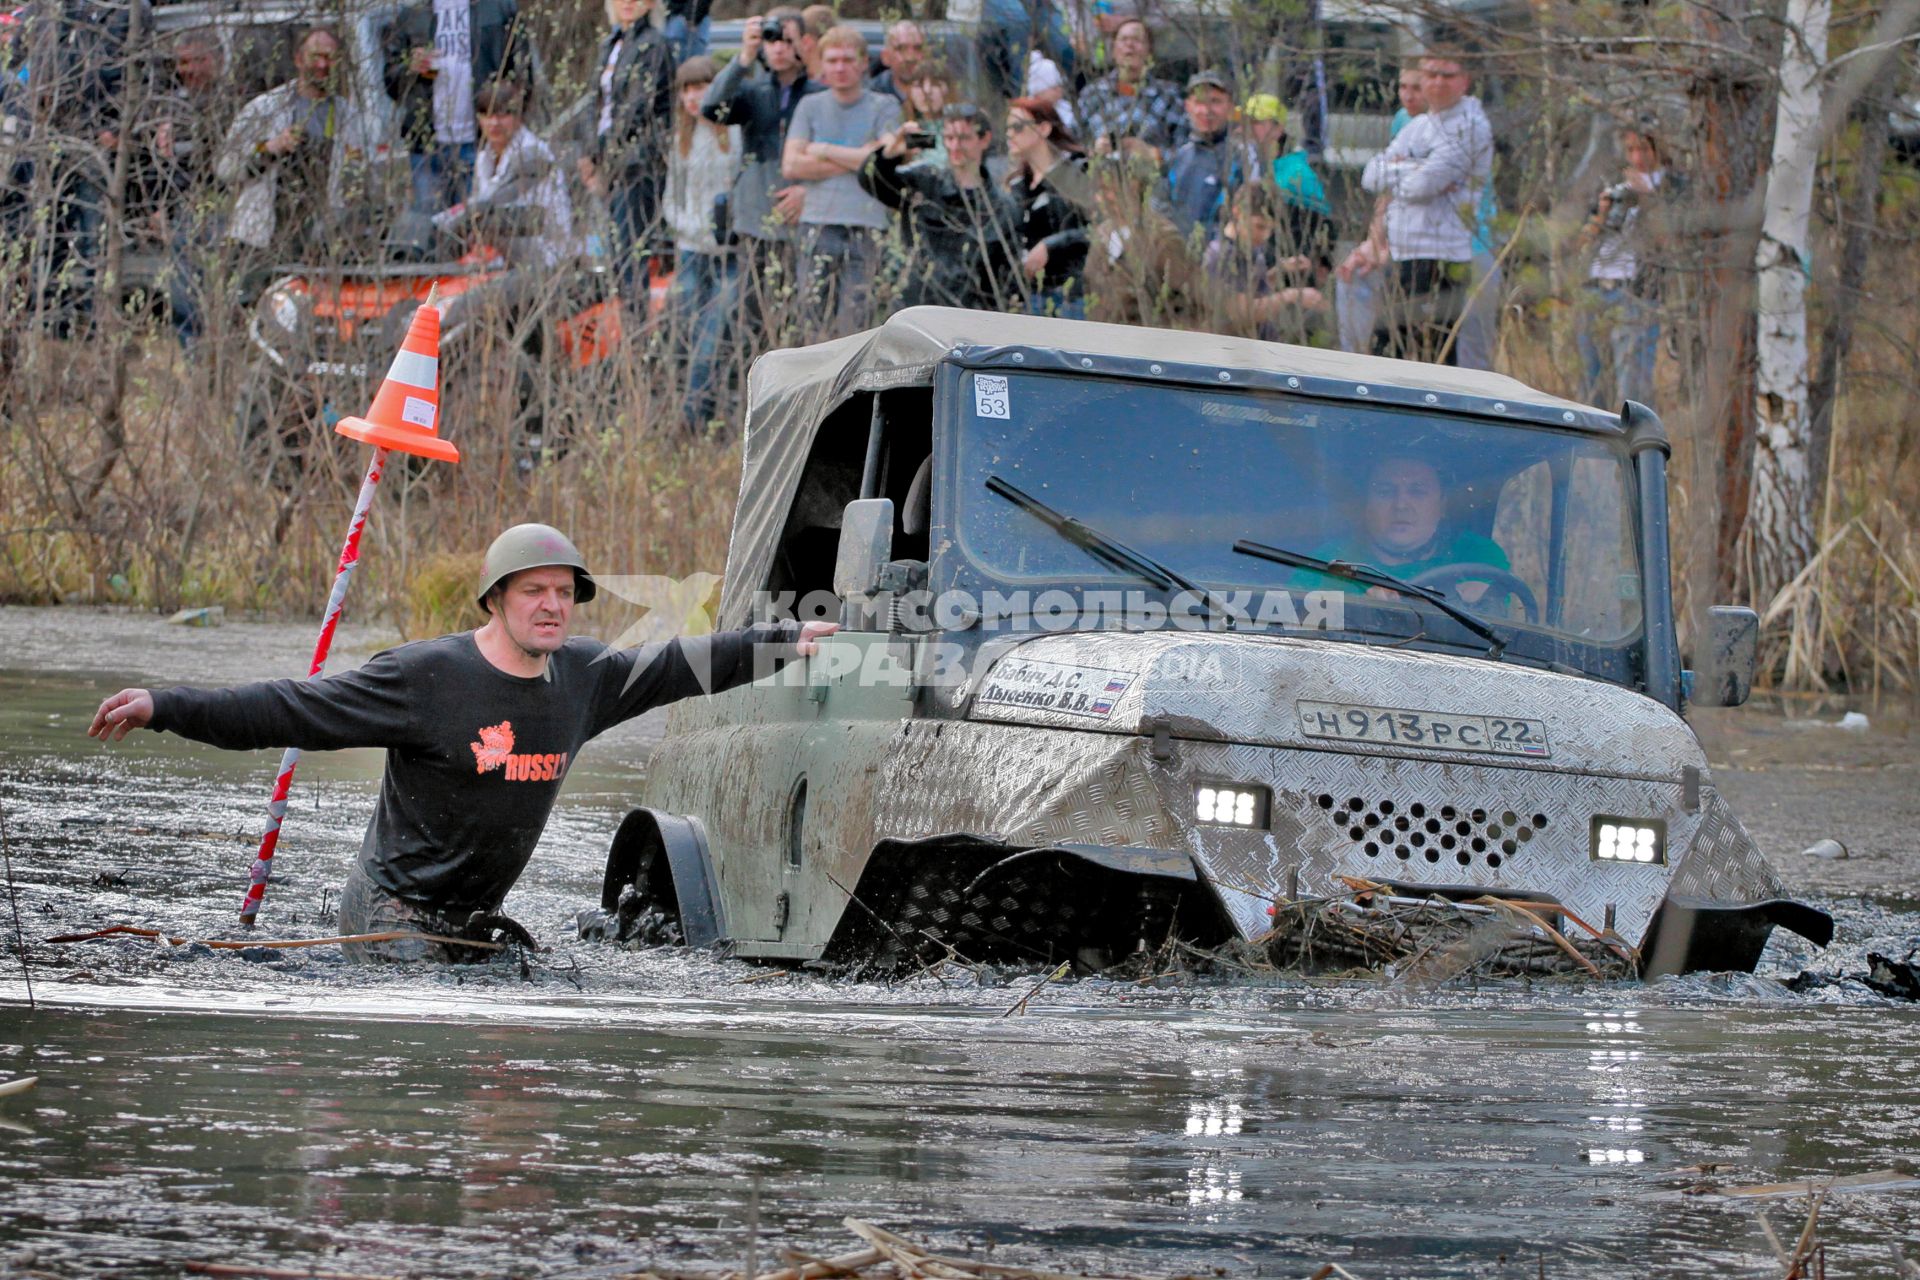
[335, 298, 460, 463]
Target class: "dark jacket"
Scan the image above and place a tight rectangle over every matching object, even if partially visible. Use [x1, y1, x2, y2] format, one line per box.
[699, 56, 820, 241]
[1010, 155, 1092, 297]
[33, 0, 149, 135]
[1164, 127, 1239, 239]
[594, 19, 675, 181]
[860, 151, 1020, 311]
[383, 0, 532, 153]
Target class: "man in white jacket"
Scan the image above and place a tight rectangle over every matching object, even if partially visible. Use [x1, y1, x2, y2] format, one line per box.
[216, 26, 398, 262]
[1360, 51, 1491, 366]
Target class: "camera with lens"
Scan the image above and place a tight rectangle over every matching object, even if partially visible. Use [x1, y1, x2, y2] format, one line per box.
[900, 122, 935, 149]
[1593, 181, 1639, 233]
[759, 18, 787, 44]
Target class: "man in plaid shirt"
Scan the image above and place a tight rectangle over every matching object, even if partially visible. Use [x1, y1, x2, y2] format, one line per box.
[1360, 49, 1492, 365]
[1075, 18, 1183, 163]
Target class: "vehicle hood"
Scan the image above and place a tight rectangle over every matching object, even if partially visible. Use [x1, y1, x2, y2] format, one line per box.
[963, 632, 1703, 783]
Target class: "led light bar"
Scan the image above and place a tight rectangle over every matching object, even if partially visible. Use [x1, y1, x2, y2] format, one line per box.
[1589, 816, 1666, 865]
[1195, 782, 1270, 829]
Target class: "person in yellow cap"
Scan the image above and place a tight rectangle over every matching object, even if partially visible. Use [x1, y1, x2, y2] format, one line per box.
[1237, 93, 1330, 221]
[86, 524, 839, 962]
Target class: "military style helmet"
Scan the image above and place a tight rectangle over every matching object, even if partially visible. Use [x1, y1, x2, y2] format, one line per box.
[476, 523, 597, 614]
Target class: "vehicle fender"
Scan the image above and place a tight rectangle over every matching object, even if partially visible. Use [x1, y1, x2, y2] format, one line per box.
[601, 808, 726, 947]
[1640, 895, 1834, 978]
[961, 841, 1199, 900]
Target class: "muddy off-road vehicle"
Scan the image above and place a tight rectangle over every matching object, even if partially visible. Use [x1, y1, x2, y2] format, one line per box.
[594, 307, 1831, 977]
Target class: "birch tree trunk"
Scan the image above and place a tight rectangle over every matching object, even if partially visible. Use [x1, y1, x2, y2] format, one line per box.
[1746, 0, 1830, 609]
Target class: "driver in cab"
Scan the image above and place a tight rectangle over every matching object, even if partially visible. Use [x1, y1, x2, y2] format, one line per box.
[1295, 454, 1511, 603]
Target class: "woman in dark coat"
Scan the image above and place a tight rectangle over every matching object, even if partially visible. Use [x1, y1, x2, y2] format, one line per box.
[1003, 95, 1092, 319]
[578, 0, 676, 301]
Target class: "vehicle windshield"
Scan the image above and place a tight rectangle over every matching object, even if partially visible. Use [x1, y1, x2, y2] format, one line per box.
[947, 370, 1645, 660]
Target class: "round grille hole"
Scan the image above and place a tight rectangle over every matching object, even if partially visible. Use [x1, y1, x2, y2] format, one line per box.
[1317, 794, 1334, 810]
[1364, 813, 1381, 828]
[1395, 845, 1411, 860]
[1440, 834, 1457, 850]
[1487, 853, 1503, 869]
[1502, 810, 1518, 826]
[1410, 802, 1427, 819]
[1533, 813, 1549, 828]
[1410, 832, 1426, 848]
[1455, 821, 1473, 836]
[1424, 818, 1441, 834]
[1471, 837, 1488, 853]
[1364, 842, 1379, 857]
[1501, 839, 1518, 856]
[1424, 848, 1440, 863]
[1345, 798, 1364, 813]
[1380, 800, 1396, 816]
[1488, 824, 1503, 839]
[1517, 827, 1534, 843]
[1394, 815, 1411, 832]
[1455, 851, 1471, 866]
[1440, 805, 1458, 820]
[1471, 809, 1487, 823]
[1349, 826, 1365, 842]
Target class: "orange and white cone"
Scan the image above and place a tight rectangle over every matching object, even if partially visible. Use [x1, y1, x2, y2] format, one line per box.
[335, 300, 460, 463]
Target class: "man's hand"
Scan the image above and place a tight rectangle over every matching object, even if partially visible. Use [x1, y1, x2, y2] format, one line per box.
[410, 47, 436, 77]
[795, 621, 840, 656]
[88, 689, 154, 742]
[1023, 241, 1049, 277]
[1117, 136, 1159, 165]
[740, 15, 764, 64]
[773, 184, 807, 223]
[265, 125, 302, 157]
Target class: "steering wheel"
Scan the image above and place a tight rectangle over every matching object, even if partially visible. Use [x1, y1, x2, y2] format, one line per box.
[1407, 562, 1540, 625]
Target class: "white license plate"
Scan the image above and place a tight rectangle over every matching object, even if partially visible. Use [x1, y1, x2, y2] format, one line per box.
[1297, 701, 1552, 758]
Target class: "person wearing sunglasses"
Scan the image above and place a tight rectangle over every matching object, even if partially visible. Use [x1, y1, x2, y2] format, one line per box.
[860, 102, 1021, 311]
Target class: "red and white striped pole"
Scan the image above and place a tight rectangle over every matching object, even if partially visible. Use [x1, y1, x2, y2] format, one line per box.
[239, 292, 460, 925]
[239, 448, 388, 924]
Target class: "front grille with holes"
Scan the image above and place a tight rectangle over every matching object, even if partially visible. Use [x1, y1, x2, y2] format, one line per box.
[1314, 793, 1551, 870]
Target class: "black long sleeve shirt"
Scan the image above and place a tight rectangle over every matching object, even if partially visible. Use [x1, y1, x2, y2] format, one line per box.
[149, 625, 796, 915]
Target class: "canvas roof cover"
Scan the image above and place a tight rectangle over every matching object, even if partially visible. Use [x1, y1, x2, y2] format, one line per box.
[719, 306, 1611, 627]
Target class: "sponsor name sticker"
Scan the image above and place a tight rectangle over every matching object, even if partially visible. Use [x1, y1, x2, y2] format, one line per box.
[978, 659, 1134, 720]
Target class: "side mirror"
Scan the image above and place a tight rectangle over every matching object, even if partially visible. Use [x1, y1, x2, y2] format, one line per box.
[1691, 605, 1758, 707]
[833, 498, 895, 603]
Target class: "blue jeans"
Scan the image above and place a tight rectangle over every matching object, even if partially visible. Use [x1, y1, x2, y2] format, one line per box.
[1026, 288, 1084, 320]
[1576, 282, 1660, 409]
[663, 12, 711, 60]
[670, 249, 741, 430]
[410, 142, 476, 214]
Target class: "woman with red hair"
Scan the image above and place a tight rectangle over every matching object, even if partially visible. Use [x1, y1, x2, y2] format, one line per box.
[1004, 95, 1092, 320]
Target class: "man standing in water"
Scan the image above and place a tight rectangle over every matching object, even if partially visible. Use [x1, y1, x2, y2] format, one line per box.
[86, 524, 836, 962]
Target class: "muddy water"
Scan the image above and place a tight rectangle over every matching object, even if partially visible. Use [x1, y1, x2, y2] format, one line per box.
[2, 608, 1918, 1278]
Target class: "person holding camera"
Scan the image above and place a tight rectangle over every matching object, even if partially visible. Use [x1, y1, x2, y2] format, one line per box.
[859, 103, 1020, 311]
[700, 8, 819, 322]
[666, 55, 743, 432]
[1576, 125, 1675, 408]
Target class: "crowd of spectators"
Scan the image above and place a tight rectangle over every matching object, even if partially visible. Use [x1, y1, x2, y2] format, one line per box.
[0, 1, 1681, 432]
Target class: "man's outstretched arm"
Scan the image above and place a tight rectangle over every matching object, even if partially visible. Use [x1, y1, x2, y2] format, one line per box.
[88, 651, 421, 752]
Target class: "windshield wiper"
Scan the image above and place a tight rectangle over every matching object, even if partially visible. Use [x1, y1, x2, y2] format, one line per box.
[1232, 539, 1509, 660]
[986, 474, 1205, 599]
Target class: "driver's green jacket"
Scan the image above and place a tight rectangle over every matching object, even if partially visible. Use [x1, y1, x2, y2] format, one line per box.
[1288, 530, 1510, 595]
